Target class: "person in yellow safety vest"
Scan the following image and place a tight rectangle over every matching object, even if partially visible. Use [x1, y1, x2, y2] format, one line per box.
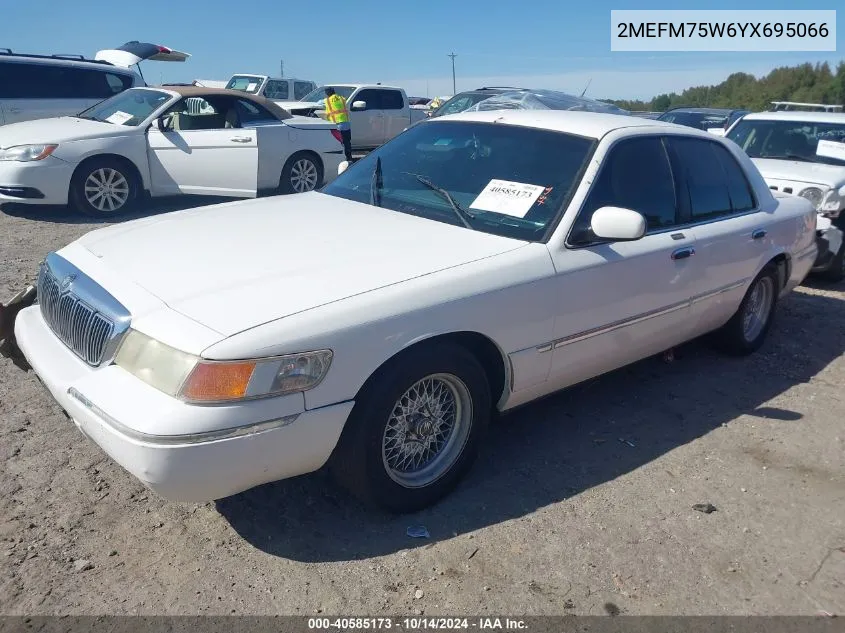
[324, 87, 353, 162]
[429, 96, 443, 110]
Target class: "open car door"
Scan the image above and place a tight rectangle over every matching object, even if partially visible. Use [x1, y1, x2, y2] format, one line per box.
[94, 42, 190, 68]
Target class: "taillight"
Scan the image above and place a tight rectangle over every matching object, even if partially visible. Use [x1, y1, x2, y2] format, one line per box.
[330, 129, 342, 144]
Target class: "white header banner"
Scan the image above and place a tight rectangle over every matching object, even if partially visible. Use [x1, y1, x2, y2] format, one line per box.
[611, 10, 837, 52]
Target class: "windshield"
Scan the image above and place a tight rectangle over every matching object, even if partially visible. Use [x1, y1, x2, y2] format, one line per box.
[77, 88, 172, 126]
[431, 92, 503, 118]
[300, 85, 355, 103]
[321, 120, 596, 242]
[226, 75, 264, 94]
[727, 119, 845, 166]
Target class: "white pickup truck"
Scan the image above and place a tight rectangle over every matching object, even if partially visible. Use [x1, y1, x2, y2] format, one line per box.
[225, 74, 317, 104]
[275, 84, 428, 151]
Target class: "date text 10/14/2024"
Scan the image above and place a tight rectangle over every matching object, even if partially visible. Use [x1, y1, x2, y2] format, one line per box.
[308, 617, 528, 631]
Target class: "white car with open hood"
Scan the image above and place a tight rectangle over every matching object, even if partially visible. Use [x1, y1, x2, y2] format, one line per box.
[0, 86, 345, 216]
[726, 111, 845, 281]
[0, 110, 817, 512]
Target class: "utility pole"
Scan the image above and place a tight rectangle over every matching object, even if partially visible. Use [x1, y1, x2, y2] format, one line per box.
[448, 52, 457, 94]
[280, 59, 284, 77]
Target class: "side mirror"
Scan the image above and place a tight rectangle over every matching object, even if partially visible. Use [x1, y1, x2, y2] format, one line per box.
[338, 161, 350, 175]
[351, 100, 367, 111]
[155, 115, 172, 132]
[590, 206, 646, 241]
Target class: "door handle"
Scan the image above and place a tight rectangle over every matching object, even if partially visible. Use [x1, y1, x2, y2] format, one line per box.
[671, 247, 695, 260]
[230, 136, 252, 143]
[752, 229, 767, 240]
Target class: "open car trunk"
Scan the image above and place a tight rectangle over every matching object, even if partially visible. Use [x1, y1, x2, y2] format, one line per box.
[94, 42, 190, 68]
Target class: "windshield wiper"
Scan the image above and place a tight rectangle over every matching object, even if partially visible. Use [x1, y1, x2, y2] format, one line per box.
[370, 156, 383, 207]
[402, 172, 474, 229]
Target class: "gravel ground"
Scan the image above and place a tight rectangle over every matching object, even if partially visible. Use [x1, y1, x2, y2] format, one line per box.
[1, 200, 843, 616]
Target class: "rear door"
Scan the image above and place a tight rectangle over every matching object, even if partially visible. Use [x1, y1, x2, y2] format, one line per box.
[380, 88, 409, 140]
[664, 135, 771, 336]
[94, 42, 191, 67]
[349, 88, 385, 149]
[146, 97, 258, 197]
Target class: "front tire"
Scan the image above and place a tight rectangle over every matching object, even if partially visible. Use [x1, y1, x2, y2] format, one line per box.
[714, 264, 779, 356]
[330, 343, 491, 513]
[279, 152, 323, 194]
[69, 158, 137, 217]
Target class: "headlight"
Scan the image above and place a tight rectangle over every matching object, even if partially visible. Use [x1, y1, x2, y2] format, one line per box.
[0, 144, 58, 162]
[798, 187, 824, 210]
[114, 329, 333, 403]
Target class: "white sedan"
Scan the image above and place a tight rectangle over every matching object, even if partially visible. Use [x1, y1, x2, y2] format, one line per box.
[2, 110, 818, 512]
[0, 86, 345, 216]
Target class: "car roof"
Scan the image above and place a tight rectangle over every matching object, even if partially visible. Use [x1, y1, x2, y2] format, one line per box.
[742, 111, 845, 124]
[149, 86, 294, 119]
[0, 53, 135, 74]
[436, 109, 707, 139]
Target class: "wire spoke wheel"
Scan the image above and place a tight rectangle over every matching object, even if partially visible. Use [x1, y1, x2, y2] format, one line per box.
[290, 158, 319, 193]
[382, 373, 473, 488]
[741, 276, 774, 343]
[84, 168, 129, 212]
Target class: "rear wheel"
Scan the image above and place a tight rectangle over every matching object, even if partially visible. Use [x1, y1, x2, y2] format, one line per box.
[330, 343, 490, 513]
[714, 264, 778, 356]
[69, 158, 138, 217]
[279, 152, 322, 194]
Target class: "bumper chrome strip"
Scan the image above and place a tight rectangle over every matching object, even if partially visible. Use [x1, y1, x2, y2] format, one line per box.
[67, 387, 300, 445]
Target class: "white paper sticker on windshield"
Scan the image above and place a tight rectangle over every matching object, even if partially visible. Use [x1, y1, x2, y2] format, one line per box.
[246, 82, 258, 92]
[469, 179, 545, 218]
[105, 111, 132, 125]
[817, 139, 845, 161]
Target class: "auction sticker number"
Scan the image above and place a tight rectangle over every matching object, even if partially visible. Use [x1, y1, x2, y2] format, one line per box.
[470, 179, 545, 218]
[308, 618, 393, 629]
[816, 139, 845, 162]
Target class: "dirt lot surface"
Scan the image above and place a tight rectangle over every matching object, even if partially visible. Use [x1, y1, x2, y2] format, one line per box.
[1, 200, 843, 616]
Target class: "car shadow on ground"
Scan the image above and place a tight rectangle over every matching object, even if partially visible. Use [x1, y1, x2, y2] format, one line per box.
[0, 196, 236, 224]
[217, 288, 845, 562]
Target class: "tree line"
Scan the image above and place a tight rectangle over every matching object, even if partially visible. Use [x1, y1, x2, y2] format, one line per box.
[604, 61, 845, 112]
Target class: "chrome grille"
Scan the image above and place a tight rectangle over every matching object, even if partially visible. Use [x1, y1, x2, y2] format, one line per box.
[36, 253, 131, 367]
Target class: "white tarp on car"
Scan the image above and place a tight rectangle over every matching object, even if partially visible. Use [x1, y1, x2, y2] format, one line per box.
[466, 89, 630, 115]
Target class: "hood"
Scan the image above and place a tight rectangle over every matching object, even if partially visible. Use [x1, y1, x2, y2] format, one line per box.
[0, 117, 133, 147]
[751, 158, 845, 188]
[75, 193, 527, 336]
[95, 41, 190, 68]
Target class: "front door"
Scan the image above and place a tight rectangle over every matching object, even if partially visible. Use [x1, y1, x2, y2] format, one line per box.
[146, 97, 258, 197]
[546, 135, 701, 391]
[349, 89, 385, 149]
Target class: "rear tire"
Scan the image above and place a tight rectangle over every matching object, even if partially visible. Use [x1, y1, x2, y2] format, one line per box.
[69, 158, 138, 217]
[714, 264, 779, 356]
[279, 152, 323, 194]
[330, 343, 491, 513]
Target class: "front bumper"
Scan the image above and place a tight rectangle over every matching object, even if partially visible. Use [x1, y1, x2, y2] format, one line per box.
[12, 305, 354, 502]
[812, 222, 844, 273]
[0, 156, 74, 205]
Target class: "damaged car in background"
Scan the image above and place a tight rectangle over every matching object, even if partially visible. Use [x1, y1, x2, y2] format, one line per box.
[726, 110, 845, 281]
[0, 109, 818, 513]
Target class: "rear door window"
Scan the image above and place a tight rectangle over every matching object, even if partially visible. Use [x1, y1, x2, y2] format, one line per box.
[263, 80, 289, 100]
[294, 81, 313, 100]
[379, 89, 405, 110]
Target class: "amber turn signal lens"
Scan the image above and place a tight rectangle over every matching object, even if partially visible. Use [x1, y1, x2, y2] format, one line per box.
[180, 362, 257, 402]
